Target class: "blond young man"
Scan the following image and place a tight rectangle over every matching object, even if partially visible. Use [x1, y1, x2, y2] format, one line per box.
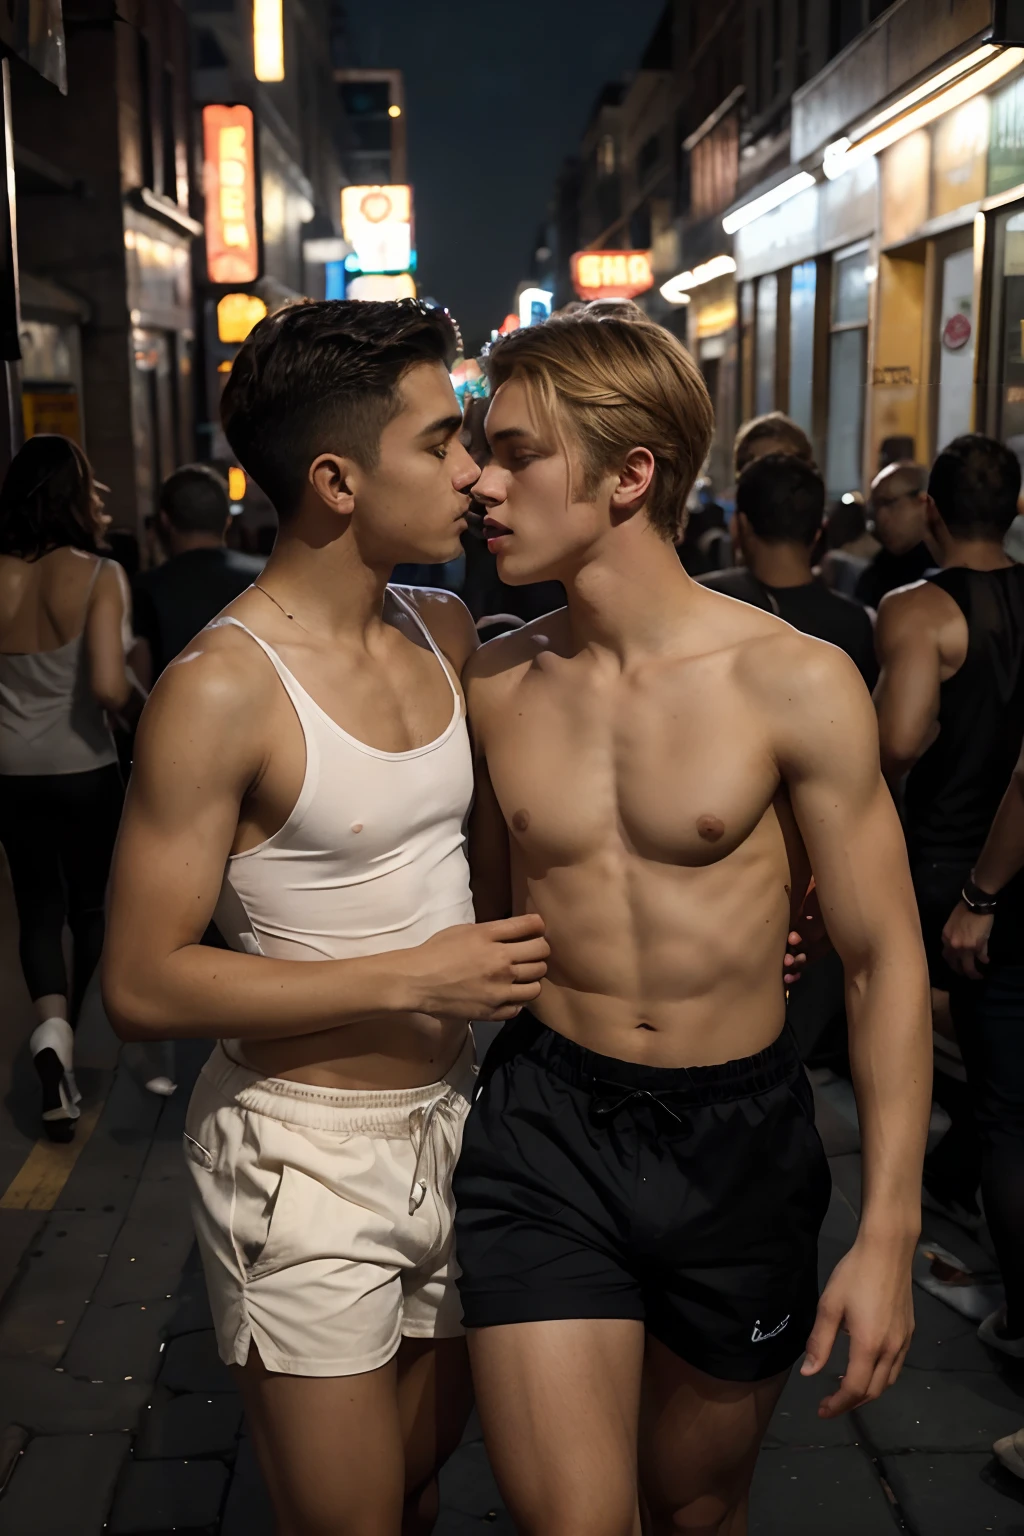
[454, 315, 932, 1536]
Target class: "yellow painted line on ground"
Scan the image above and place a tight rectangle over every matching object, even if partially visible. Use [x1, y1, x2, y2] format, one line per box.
[0, 1099, 105, 1211]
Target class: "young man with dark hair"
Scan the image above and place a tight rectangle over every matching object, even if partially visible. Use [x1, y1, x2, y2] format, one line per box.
[103, 299, 548, 1535]
[458, 313, 931, 1536]
[700, 453, 878, 688]
[131, 465, 264, 682]
[876, 433, 1024, 1250]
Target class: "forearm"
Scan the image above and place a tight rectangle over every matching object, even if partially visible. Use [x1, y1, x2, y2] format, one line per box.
[103, 942, 415, 1042]
[974, 772, 1024, 894]
[845, 944, 931, 1242]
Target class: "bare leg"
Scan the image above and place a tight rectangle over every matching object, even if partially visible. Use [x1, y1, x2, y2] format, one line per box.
[234, 1337, 472, 1536]
[397, 1336, 474, 1535]
[235, 1344, 405, 1535]
[639, 1337, 787, 1536]
[469, 1319, 646, 1536]
[33, 994, 68, 1024]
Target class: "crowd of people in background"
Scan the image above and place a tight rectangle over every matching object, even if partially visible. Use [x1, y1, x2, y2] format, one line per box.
[1, 314, 1024, 1480]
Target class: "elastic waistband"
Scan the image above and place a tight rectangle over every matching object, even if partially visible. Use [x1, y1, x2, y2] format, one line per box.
[499, 1011, 800, 1105]
[200, 1031, 477, 1133]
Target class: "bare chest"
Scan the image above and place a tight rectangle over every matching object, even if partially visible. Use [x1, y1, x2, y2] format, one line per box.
[484, 661, 779, 870]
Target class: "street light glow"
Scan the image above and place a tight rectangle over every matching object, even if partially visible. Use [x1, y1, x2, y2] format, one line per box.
[254, 0, 285, 82]
[388, 105, 402, 119]
[660, 254, 737, 304]
[722, 172, 816, 235]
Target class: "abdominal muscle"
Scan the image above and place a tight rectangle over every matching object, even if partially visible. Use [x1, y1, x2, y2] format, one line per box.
[519, 831, 797, 1069]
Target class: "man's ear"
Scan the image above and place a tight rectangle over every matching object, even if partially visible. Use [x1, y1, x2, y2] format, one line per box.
[609, 446, 656, 519]
[309, 453, 357, 517]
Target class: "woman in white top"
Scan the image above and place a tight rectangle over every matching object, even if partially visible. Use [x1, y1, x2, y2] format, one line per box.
[0, 434, 138, 1140]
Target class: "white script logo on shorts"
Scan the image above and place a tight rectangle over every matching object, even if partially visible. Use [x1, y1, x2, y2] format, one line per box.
[751, 1314, 790, 1344]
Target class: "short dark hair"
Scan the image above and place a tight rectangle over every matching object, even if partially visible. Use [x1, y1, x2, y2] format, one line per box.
[734, 411, 814, 476]
[928, 434, 1021, 539]
[159, 464, 230, 535]
[736, 452, 825, 545]
[0, 434, 97, 560]
[221, 299, 459, 518]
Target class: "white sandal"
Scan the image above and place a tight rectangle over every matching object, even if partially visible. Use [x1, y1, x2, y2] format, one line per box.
[29, 1018, 81, 1141]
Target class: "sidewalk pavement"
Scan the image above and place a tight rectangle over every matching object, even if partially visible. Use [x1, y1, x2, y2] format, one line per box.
[0, 956, 1023, 1531]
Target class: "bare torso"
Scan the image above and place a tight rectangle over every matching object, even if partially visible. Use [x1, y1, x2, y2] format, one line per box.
[471, 596, 813, 1066]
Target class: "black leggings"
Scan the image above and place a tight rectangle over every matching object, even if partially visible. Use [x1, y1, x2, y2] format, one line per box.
[0, 764, 123, 1026]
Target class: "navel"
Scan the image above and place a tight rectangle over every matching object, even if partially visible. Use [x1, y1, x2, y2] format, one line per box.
[512, 808, 530, 833]
[696, 814, 725, 842]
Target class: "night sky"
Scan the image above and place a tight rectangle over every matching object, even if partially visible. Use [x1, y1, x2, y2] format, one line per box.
[345, 0, 668, 352]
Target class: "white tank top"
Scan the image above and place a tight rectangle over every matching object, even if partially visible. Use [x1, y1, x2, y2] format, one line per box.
[211, 588, 476, 963]
[0, 558, 118, 777]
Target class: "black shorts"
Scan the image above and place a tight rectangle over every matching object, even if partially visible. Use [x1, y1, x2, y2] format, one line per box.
[453, 1012, 832, 1382]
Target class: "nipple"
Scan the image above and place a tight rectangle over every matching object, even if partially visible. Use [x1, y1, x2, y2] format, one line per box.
[696, 814, 725, 842]
[351, 821, 363, 834]
[512, 809, 530, 833]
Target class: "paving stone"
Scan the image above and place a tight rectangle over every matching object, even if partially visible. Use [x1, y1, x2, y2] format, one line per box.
[91, 1176, 195, 1307]
[220, 1437, 273, 1536]
[0, 1430, 129, 1536]
[906, 1285, 995, 1372]
[135, 1389, 242, 1460]
[165, 1283, 214, 1338]
[0, 1213, 123, 1365]
[60, 1300, 176, 1383]
[53, 1070, 162, 1216]
[883, 1451, 1024, 1533]
[748, 1447, 900, 1533]
[764, 1366, 856, 1448]
[158, 1330, 233, 1394]
[0, 1212, 45, 1301]
[0, 1359, 149, 1434]
[108, 1456, 228, 1533]
[856, 1368, 1024, 1452]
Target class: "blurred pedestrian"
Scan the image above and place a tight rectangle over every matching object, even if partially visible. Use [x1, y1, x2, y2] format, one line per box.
[875, 434, 1024, 1237]
[820, 496, 880, 596]
[856, 462, 933, 609]
[131, 464, 263, 685]
[0, 435, 140, 1140]
[733, 410, 814, 477]
[940, 738, 1024, 1360]
[700, 453, 878, 687]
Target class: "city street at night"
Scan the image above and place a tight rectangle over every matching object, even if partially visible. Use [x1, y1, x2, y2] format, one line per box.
[3, 2, 1024, 1535]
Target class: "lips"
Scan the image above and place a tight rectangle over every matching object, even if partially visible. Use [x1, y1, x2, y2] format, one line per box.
[483, 518, 512, 537]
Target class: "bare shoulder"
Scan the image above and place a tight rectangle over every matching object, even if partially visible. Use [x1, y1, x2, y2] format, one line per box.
[392, 585, 479, 674]
[876, 578, 950, 647]
[732, 623, 876, 762]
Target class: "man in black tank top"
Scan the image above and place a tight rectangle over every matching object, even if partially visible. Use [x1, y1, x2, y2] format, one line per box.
[875, 433, 1024, 1357]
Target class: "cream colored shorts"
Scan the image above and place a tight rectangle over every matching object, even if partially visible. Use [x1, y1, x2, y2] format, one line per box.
[183, 1033, 477, 1377]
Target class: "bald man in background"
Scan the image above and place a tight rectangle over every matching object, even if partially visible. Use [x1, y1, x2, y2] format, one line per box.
[855, 463, 933, 611]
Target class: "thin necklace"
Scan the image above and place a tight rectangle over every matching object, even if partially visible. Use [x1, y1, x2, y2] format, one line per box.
[252, 582, 308, 630]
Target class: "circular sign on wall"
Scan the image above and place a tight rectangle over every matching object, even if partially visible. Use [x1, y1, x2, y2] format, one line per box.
[943, 312, 972, 351]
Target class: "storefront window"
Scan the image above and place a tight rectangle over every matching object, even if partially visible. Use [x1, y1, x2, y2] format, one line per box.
[989, 75, 1024, 199]
[936, 245, 976, 451]
[994, 210, 1024, 449]
[826, 247, 869, 497]
[755, 273, 777, 416]
[788, 260, 816, 436]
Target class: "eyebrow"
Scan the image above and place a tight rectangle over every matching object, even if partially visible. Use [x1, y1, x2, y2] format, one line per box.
[419, 414, 463, 439]
[489, 426, 534, 443]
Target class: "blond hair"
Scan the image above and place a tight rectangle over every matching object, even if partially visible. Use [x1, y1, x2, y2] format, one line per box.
[486, 315, 714, 541]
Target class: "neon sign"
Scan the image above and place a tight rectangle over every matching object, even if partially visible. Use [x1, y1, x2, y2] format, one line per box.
[203, 105, 259, 285]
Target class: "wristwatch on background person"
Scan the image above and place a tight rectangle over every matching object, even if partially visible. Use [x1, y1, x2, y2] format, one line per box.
[960, 874, 999, 915]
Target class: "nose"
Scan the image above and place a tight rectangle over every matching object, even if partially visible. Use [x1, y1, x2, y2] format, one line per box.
[472, 461, 507, 508]
[451, 439, 481, 496]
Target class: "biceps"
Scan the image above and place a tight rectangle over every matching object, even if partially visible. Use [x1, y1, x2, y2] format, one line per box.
[796, 776, 920, 965]
[875, 650, 939, 765]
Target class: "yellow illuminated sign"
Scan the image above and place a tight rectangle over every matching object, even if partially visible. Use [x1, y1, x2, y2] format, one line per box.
[217, 292, 268, 344]
[571, 250, 653, 301]
[228, 467, 247, 501]
[253, 0, 284, 82]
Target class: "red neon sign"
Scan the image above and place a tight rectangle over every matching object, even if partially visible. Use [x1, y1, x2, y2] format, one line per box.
[571, 250, 653, 301]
